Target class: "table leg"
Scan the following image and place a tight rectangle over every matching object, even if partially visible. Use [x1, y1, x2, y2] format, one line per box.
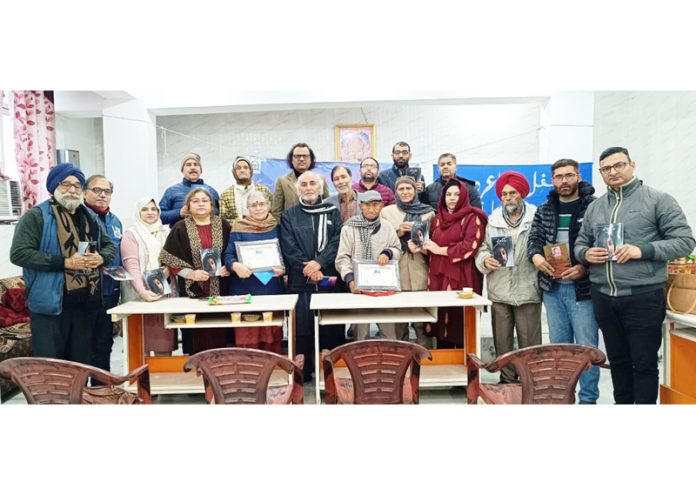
[315, 311, 321, 404]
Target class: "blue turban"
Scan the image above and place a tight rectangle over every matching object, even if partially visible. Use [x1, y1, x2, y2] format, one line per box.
[46, 163, 86, 194]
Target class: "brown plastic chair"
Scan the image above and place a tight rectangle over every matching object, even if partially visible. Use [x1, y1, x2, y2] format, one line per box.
[0, 357, 151, 404]
[466, 343, 607, 404]
[183, 348, 305, 404]
[321, 339, 432, 404]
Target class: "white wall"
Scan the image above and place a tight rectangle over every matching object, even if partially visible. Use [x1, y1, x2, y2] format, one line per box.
[54, 115, 104, 178]
[593, 91, 696, 228]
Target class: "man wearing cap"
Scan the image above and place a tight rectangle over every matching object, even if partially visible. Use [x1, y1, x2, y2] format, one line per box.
[335, 190, 401, 340]
[159, 153, 220, 228]
[353, 157, 395, 206]
[83, 174, 123, 378]
[10, 163, 117, 365]
[219, 156, 272, 226]
[475, 171, 541, 384]
[423, 153, 481, 210]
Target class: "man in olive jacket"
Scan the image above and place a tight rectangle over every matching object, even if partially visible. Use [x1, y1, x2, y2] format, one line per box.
[575, 146, 695, 404]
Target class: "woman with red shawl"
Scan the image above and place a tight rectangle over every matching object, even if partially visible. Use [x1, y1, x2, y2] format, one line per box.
[410, 178, 488, 348]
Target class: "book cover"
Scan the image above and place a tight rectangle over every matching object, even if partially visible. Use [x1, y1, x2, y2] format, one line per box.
[492, 236, 514, 267]
[543, 242, 571, 277]
[144, 268, 171, 296]
[104, 266, 134, 281]
[595, 223, 624, 262]
[200, 248, 222, 275]
[405, 167, 422, 181]
[410, 221, 428, 248]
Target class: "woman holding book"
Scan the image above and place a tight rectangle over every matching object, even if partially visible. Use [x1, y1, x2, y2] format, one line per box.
[411, 178, 487, 349]
[160, 188, 231, 354]
[223, 191, 285, 353]
[121, 198, 177, 355]
[381, 175, 435, 347]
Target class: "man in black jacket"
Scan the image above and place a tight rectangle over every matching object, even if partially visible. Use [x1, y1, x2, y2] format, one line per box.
[527, 158, 600, 404]
[280, 170, 346, 382]
[422, 153, 481, 210]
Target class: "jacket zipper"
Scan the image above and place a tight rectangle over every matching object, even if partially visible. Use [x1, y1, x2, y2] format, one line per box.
[606, 188, 622, 296]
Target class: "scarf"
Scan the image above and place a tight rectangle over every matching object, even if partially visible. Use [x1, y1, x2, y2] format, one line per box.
[51, 199, 100, 295]
[299, 197, 337, 254]
[344, 214, 381, 260]
[502, 201, 527, 229]
[437, 178, 478, 228]
[231, 212, 277, 234]
[395, 195, 434, 251]
[129, 197, 168, 271]
[159, 216, 225, 297]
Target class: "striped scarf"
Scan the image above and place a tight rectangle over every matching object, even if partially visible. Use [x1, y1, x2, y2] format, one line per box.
[299, 198, 337, 254]
[502, 201, 526, 228]
[344, 215, 381, 260]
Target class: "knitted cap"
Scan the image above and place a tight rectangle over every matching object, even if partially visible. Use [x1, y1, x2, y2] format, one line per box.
[395, 175, 417, 190]
[180, 153, 202, 171]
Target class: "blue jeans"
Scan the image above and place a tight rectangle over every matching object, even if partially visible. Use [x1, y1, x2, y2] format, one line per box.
[543, 283, 600, 403]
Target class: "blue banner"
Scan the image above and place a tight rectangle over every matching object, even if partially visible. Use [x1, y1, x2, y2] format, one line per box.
[433, 162, 593, 215]
[248, 157, 360, 195]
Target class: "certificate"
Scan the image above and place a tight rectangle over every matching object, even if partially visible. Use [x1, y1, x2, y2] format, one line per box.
[353, 259, 401, 291]
[235, 239, 284, 272]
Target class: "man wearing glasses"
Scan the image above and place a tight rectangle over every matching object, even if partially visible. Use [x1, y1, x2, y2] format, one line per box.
[575, 146, 695, 404]
[527, 158, 600, 404]
[378, 141, 426, 194]
[84, 175, 123, 381]
[10, 163, 116, 366]
[353, 157, 395, 206]
[271, 143, 329, 220]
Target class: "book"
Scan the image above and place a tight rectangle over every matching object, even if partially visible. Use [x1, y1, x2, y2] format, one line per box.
[492, 236, 514, 267]
[200, 248, 222, 275]
[595, 223, 624, 262]
[104, 266, 134, 281]
[410, 221, 428, 248]
[543, 243, 571, 278]
[405, 167, 422, 182]
[143, 268, 171, 296]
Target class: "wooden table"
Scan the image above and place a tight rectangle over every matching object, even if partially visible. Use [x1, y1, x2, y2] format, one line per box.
[107, 295, 298, 395]
[310, 290, 491, 403]
[660, 310, 696, 404]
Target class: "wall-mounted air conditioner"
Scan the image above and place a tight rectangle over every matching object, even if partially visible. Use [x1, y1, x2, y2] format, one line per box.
[0, 180, 22, 221]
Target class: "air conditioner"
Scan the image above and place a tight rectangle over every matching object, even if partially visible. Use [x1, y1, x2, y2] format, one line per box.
[0, 179, 22, 221]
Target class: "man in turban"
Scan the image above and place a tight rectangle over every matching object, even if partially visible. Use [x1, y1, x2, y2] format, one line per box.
[474, 171, 542, 384]
[10, 163, 117, 365]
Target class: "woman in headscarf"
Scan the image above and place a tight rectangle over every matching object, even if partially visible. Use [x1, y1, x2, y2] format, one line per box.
[413, 178, 487, 349]
[120, 197, 177, 355]
[381, 175, 435, 348]
[159, 188, 231, 354]
[223, 191, 285, 353]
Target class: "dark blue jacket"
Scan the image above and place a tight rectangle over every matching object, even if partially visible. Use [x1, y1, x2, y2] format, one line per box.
[159, 178, 220, 227]
[378, 163, 424, 192]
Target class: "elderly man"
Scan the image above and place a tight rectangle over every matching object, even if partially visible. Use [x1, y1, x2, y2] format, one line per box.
[335, 190, 401, 340]
[423, 153, 481, 209]
[280, 170, 345, 382]
[475, 171, 541, 384]
[378, 141, 425, 194]
[576, 146, 696, 404]
[159, 152, 220, 227]
[353, 157, 395, 206]
[219, 156, 272, 226]
[83, 174, 123, 378]
[327, 165, 358, 223]
[272, 143, 329, 220]
[10, 163, 116, 365]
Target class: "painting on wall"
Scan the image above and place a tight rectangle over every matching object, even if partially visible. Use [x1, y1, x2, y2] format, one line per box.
[334, 124, 375, 162]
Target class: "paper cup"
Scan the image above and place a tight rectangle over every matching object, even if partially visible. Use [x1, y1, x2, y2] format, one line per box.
[185, 313, 196, 324]
[458, 288, 474, 299]
[262, 311, 273, 322]
[230, 312, 241, 323]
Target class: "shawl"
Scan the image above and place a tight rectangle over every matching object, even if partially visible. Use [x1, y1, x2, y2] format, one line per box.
[129, 197, 168, 270]
[231, 212, 277, 234]
[395, 187, 433, 251]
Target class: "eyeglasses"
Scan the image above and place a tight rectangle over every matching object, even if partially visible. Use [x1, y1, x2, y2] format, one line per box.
[293, 154, 310, 160]
[58, 181, 83, 192]
[598, 161, 629, 175]
[248, 202, 268, 209]
[393, 150, 410, 156]
[360, 163, 378, 169]
[551, 173, 578, 182]
[88, 187, 113, 196]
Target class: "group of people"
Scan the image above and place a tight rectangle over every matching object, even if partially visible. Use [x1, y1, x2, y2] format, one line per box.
[10, 141, 695, 402]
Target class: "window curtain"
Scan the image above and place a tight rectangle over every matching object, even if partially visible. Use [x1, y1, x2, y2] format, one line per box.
[13, 90, 56, 210]
[0, 90, 5, 179]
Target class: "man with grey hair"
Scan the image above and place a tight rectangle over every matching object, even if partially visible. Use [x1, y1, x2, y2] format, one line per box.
[423, 152, 481, 210]
[335, 190, 401, 340]
[84, 174, 123, 379]
[10, 163, 116, 365]
[280, 170, 345, 382]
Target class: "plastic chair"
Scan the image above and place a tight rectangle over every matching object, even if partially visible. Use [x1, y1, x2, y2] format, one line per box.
[321, 339, 432, 404]
[183, 348, 305, 404]
[466, 343, 607, 404]
[0, 357, 151, 404]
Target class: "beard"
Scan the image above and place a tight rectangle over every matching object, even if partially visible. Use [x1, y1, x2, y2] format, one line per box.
[393, 158, 409, 168]
[300, 193, 320, 204]
[504, 201, 521, 215]
[54, 189, 83, 212]
[557, 182, 578, 198]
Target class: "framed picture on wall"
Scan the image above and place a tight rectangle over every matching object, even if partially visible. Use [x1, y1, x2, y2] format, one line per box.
[335, 124, 376, 162]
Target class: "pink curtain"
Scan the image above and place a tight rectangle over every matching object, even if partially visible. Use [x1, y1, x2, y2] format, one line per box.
[13, 91, 56, 210]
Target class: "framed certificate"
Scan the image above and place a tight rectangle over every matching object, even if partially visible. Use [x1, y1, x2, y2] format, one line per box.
[235, 239, 284, 272]
[353, 259, 401, 291]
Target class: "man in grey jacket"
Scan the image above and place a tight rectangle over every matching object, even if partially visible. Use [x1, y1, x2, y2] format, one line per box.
[575, 146, 695, 404]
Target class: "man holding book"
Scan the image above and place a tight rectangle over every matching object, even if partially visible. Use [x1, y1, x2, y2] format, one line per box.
[527, 158, 600, 404]
[575, 146, 695, 404]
